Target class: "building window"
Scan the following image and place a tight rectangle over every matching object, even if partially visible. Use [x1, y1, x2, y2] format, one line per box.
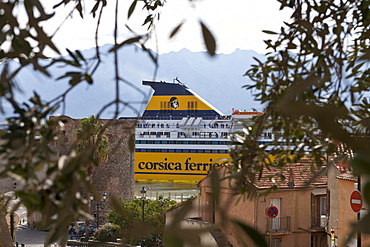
[320, 197, 327, 216]
[311, 194, 327, 227]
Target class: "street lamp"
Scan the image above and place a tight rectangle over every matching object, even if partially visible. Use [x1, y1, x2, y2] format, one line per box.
[90, 192, 107, 228]
[140, 187, 146, 247]
[10, 182, 17, 242]
[140, 187, 146, 222]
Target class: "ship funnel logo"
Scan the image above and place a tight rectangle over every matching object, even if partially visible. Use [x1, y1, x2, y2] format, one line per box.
[170, 97, 179, 109]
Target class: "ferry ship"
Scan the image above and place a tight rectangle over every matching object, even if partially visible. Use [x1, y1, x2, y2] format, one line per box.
[126, 79, 262, 183]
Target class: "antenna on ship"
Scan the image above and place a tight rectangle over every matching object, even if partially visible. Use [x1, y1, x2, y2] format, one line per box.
[173, 77, 183, 85]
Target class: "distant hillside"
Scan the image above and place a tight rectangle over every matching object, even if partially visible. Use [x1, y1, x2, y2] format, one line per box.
[4, 44, 264, 121]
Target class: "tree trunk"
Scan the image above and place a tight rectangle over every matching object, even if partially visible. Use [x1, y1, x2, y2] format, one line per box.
[0, 209, 14, 247]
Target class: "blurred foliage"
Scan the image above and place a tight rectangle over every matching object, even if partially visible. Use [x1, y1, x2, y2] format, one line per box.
[74, 115, 109, 241]
[0, 0, 217, 242]
[0, 0, 183, 244]
[108, 195, 177, 246]
[0, 94, 93, 245]
[75, 115, 109, 176]
[92, 222, 120, 242]
[227, 0, 370, 239]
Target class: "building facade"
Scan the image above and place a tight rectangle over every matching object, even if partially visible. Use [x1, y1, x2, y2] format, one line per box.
[327, 161, 370, 246]
[166, 162, 328, 247]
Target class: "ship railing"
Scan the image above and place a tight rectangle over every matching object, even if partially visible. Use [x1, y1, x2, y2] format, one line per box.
[120, 115, 230, 121]
[136, 124, 233, 130]
[136, 135, 229, 140]
[134, 191, 197, 202]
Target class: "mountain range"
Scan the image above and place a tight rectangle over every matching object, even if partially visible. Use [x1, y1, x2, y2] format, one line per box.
[5, 44, 265, 121]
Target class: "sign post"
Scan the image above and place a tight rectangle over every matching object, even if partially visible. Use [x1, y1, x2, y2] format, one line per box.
[350, 190, 362, 246]
[350, 190, 362, 213]
[266, 205, 278, 247]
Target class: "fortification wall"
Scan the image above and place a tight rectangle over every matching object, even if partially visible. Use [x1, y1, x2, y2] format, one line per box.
[0, 115, 136, 225]
[50, 116, 136, 224]
[50, 116, 136, 201]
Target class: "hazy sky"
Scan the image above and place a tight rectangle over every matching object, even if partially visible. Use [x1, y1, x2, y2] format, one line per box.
[42, 0, 292, 55]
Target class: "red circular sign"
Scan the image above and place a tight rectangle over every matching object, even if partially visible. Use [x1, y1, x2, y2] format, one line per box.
[350, 190, 362, 213]
[266, 206, 279, 218]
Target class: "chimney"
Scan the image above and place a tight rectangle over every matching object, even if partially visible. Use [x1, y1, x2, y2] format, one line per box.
[287, 168, 295, 187]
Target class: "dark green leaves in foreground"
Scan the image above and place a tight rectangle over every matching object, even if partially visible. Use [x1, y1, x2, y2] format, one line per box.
[233, 220, 268, 247]
[55, 49, 93, 86]
[200, 21, 216, 56]
[239, 0, 370, 243]
[169, 22, 184, 39]
[128, 0, 137, 19]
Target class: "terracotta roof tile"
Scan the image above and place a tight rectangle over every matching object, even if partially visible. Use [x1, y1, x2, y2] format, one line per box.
[198, 163, 327, 190]
[336, 172, 357, 182]
[255, 162, 327, 189]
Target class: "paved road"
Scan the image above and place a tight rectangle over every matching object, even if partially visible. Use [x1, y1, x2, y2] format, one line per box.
[15, 224, 52, 247]
[6, 194, 59, 247]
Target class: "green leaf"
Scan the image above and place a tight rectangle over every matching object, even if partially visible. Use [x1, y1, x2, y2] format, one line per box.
[363, 181, 370, 206]
[140, 44, 158, 64]
[142, 15, 153, 26]
[169, 22, 183, 39]
[53, 0, 68, 9]
[56, 71, 81, 80]
[200, 21, 216, 56]
[233, 220, 268, 247]
[65, 49, 80, 66]
[76, 1, 83, 18]
[84, 74, 93, 84]
[109, 36, 142, 52]
[75, 50, 85, 62]
[351, 154, 370, 175]
[91, 0, 108, 18]
[128, 0, 137, 19]
[262, 30, 278, 34]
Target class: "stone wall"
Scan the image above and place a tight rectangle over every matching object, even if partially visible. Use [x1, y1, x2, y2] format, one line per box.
[50, 115, 136, 200]
[0, 115, 136, 225]
[50, 116, 136, 224]
[0, 177, 16, 194]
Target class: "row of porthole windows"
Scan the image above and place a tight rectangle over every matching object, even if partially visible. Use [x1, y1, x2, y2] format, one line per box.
[191, 132, 228, 138]
[139, 132, 229, 138]
[179, 132, 219, 138]
[139, 132, 170, 137]
[136, 149, 229, 153]
[136, 140, 229, 145]
[136, 139, 299, 147]
[136, 148, 326, 155]
[138, 123, 171, 128]
[137, 123, 231, 129]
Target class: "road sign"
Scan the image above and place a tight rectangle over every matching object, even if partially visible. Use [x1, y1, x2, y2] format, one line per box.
[350, 190, 362, 213]
[266, 206, 279, 218]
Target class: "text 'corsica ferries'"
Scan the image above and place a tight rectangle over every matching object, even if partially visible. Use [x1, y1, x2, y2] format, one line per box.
[127, 80, 261, 183]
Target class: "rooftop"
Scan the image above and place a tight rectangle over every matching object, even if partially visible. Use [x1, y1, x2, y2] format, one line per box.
[255, 162, 327, 189]
[198, 162, 328, 190]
